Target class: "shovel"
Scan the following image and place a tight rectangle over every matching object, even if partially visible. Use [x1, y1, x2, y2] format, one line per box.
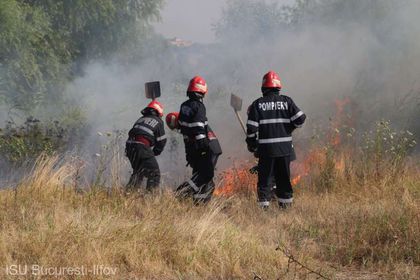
[231, 94, 261, 175]
[230, 93, 246, 134]
[145, 81, 161, 100]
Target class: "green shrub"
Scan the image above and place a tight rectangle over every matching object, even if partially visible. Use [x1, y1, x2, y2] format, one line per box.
[0, 115, 87, 166]
[361, 120, 416, 179]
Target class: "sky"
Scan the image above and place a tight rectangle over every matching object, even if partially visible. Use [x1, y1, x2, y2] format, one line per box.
[154, 0, 296, 43]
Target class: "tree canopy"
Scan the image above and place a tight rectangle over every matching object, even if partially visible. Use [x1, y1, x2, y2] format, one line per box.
[0, 0, 163, 112]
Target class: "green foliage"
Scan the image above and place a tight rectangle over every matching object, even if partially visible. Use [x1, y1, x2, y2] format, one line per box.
[30, 0, 163, 61]
[0, 0, 68, 110]
[0, 114, 88, 166]
[307, 120, 417, 192]
[0, 118, 62, 164]
[361, 120, 416, 179]
[91, 130, 126, 188]
[0, 0, 163, 112]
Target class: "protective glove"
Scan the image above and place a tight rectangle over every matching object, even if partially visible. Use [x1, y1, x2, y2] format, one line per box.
[249, 165, 258, 174]
[246, 137, 258, 153]
[247, 144, 258, 153]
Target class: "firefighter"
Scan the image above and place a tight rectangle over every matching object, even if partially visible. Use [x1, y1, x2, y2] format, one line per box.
[246, 71, 306, 209]
[247, 105, 277, 200]
[173, 76, 222, 203]
[166, 112, 222, 197]
[125, 100, 167, 191]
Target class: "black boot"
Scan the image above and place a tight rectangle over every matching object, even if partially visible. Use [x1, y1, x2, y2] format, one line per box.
[278, 198, 293, 209]
[175, 180, 198, 199]
[258, 200, 270, 210]
[193, 180, 215, 204]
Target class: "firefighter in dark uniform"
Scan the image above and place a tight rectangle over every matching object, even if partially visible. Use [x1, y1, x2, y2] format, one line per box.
[166, 112, 222, 202]
[246, 71, 306, 209]
[126, 100, 167, 191]
[171, 76, 222, 203]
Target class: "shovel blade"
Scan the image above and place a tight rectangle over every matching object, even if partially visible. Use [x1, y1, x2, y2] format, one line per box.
[230, 93, 243, 111]
[145, 81, 161, 99]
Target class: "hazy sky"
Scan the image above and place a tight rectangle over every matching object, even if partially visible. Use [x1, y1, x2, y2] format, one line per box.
[154, 0, 295, 43]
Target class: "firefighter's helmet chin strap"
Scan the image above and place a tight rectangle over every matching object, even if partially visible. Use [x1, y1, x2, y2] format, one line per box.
[261, 87, 281, 96]
[187, 91, 204, 101]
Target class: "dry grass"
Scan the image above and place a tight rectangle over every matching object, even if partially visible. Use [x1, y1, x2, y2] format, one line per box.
[0, 155, 419, 280]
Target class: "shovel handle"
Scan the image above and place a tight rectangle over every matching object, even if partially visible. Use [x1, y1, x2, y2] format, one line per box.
[234, 110, 247, 135]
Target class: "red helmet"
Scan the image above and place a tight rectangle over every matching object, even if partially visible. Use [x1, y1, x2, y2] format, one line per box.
[187, 76, 208, 94]
[146, 100, 164, 117]
[165, 112, 179, 130]
[262, 71, 282, 89]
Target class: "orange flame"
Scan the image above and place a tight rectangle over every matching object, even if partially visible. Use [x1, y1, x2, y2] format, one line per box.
[215, 164, 304, 197]
[215, 97, 353, 196]
[214, 166, 256, 196]
[291, 174, 302, 186]
[330, 97, 351, 147]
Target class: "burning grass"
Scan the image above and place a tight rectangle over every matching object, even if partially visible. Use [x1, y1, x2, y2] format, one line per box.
[0, 149, 419, 279]
[0, 116, 418, 279]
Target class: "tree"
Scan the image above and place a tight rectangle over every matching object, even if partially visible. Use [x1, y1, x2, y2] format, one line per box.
[0, 0, 65, 110]
[0, 0, 163, 112]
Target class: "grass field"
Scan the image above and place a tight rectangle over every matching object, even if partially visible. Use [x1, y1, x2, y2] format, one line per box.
[0, 152, 419, 279]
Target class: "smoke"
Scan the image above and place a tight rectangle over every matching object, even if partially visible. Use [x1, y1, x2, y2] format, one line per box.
[62, 0, 420, 185]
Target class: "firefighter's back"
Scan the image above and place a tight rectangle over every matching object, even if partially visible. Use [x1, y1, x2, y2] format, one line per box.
[251, 93, 297, 157]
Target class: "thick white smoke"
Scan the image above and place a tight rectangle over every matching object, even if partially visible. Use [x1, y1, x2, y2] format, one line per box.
[64, 0, 420, 186]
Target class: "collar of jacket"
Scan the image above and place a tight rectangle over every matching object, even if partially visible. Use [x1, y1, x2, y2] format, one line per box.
[261, 88, 281, 96]
[141, 108, 159, 117]
[187, 91, 204, 102]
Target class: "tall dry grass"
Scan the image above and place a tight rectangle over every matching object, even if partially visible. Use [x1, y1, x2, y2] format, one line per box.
[0, 152, 419, 279]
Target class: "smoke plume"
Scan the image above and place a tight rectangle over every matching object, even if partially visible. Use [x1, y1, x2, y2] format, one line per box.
[63, 0, 420, 186]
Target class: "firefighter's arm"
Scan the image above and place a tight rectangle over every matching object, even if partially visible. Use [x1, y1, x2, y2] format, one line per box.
[190, 103, 208, 141]
[289, 98, 306, 128]
[153, 123, 167, 156]
[246, 103, 259, 153]
[179, 103, 207, 138]
[179, 102, 209, 153]
[190, 103, 209, 152]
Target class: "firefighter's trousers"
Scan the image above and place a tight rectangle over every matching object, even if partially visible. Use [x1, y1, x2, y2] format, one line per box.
[126, 143, 160, 191]
[176, 150, 218, 203]
[257, 156, 293, 206]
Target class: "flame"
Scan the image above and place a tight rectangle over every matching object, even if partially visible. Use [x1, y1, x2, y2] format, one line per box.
[330, 97, 352, 172]
[215, 164, 304, 197]
[330, 97, 351, 147]
[291, 174, 302, 186]
[335, 154, 346, 173]
[335, 97, 350, 117]
[214, 145, 348, 197]
[215, 97, 353, 196]
[214, 166, 256, 196]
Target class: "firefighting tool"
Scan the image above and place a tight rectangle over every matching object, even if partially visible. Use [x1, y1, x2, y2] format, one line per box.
[145, 81, 161, 100]
[230, 93, 246, 134]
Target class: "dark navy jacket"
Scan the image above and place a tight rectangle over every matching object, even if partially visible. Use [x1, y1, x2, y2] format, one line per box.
[246, 92, 306, 157]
